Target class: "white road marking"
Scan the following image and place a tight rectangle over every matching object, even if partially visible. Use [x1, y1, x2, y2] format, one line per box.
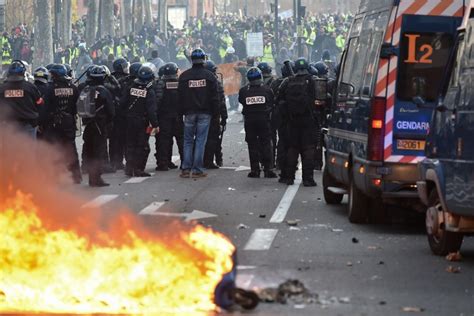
[236, 274, 255, 288]
[124, 173, 155, 184]
[138, 201, 166, 215]
[270, 164, 302, 223]
[81, 194, 119, 208]
[244, 229, 278, 251]
[237, 265, 257, 270]
[235, 166, 251, 172]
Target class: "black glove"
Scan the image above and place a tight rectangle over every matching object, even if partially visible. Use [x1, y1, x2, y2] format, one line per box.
[220, 118, 227, 127]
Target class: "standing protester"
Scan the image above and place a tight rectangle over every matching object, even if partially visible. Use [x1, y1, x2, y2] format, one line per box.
[121, 65, 159, 177]
[177, 48, 219, 179]
[278, 58, 318, 187]
[238, 67, 277, 179]
[155, 62, 183, 171]
[203, 60, 227, 169]
[0, 60, 43, 138]
[42, 64, 82, 183]
[78, 66, 115, 187]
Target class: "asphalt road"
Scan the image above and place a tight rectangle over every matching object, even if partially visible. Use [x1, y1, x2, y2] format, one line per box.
[72, 110, 474, 316]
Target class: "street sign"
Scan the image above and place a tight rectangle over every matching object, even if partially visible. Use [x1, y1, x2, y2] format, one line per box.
[246, 32, 264, 57]
[279, 9, 293, 19]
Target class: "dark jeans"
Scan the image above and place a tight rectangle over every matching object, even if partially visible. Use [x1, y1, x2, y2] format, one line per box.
[182, 113, 211, 174]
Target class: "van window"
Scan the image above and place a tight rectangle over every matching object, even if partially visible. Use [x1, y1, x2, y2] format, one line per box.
[397, 32, 454, 102]
[338, 37, 359, 98]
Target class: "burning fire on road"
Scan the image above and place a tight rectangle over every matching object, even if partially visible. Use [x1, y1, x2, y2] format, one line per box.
[0, 125, 247, 314]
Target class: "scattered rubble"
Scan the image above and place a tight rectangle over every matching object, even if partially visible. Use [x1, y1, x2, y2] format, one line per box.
[286, 220, 300, 227]
[446, 252, 462, 262]
[402, 306, 425, 313]
[446, 266, 461, 274]
[237, 223, 250, 230]
[352, 237, 359, 244]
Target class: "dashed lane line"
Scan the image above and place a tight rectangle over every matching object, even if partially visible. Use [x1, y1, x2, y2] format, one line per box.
[138, 201, 166, 215]
[124, 173, 156, 184]
[244, 229, 278, 251]
[81, 194, 119, 208]
[269, 164, 303, 223]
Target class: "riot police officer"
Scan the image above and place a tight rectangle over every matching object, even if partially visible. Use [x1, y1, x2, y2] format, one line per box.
[257, 62, 274, 87]
[121, 65, 159, 177]
[238, 67, 277, 179]
[0, 60, 43, 138]
[33, 67, 50, 97]
[155, 62, 183, 171]
[204, 60, 227, 169]
[278, 58, 318, 187]
[43, 64, 82, 183]
[80, 65, 115, 187]
[109, 58, 130, 170]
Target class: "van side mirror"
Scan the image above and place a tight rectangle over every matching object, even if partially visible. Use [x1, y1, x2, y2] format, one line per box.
[413, 96, 426, 107]
[380, 43, 398, 59]
[339, 82, 355, 95]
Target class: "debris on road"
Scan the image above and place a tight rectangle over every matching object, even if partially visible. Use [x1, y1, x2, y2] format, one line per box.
[367, 246, 381, 250]
[352, 237, 359, 244]
[446, 252, 462, 262]
[259, 214, 266, 218]
[286, 220, 300, 227]
[446, 266, 461, 274]
[238, 223, 250, 230]
[331, 228, 343, 233]
[338, 297, 351, 304]
[257, 280, 318, 305]
[346, 261, 353, 267]
[402, 306, 425, 312]
[228, 187, 236, 191]
[289, 227, 301, 231]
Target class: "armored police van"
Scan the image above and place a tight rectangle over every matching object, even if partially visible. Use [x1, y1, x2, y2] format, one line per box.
[417, 1, 474, 255]
[323, 0, 466, 223]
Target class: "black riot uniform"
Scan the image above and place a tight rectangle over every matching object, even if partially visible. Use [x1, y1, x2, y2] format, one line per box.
[278, 58, 318, 187]
[81, 66, 115, 187]
[121, 65, 159, 177]
[204, 60, 228, 169]
[42, 64, 82, 183]
[0, 61, 43, 136]
[238, 67, 277, 178]
[154, 63, 184, 171]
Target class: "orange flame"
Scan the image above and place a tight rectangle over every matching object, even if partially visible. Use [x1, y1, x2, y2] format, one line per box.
[0, 192, 235, 314]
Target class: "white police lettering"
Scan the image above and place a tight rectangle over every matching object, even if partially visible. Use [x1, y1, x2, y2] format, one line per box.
[130, 88, 147, 98]
[246, 96, 266, 105]
[166, 82, 178, 89]
[188, 79, 206, 88]
[54, 88, 73, 96]
[4, 90, 24, 98]
[396, 121, 430, 131]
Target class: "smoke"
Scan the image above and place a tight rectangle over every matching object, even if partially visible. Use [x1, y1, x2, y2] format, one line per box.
[0, 123, 186, 243]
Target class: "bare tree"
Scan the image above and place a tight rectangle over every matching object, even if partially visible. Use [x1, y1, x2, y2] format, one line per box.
[144, 0, 152, 26]
[120, 0, 132, 36]
[86, 0, 98, 47]
[61, 0, 72, 47]
[158, 0, 167, 32]
[33, 0, 53, 67]
[197, 0, 204, 18]
[102, 0, 115, 37]
[135, 0, 144, 31]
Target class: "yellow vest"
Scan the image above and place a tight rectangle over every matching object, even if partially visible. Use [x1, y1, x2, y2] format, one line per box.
[2, 50, 12, 65]
[262, 45, 274, 63]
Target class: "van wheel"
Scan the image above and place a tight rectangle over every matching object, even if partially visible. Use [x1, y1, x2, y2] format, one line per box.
[368, 198, 388, 224]
[426, 191, 463, 256]
[323, 166, 343, 205]
[348, 176, 369, 224]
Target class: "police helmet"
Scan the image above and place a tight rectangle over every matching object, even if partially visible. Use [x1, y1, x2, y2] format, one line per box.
[309, 64, 319, 76]
[281, 61, 294, 78]
[113, 57, 130, 74]
[33, 67, 49, 84]
[205, 60, 217, 73]
[7, 60, 27, 80]
[88, 65, 107, 80]
[313, 61, 329, 77]
[137, 65, 155, 84]
[101, 65, 111, 77]
[322, 49, 331, 62]
[191, 48, 206, 65]
[257, 62, 272, 76]
[49, 64, 68, 79]
[142, 62, 158, 77]
[45, 64, 55, 71]
[158, 65, 166, 78]
[64, 64, 75, 78]
[129, 62, 142, 78]
[294, 58, 309, 73]
[163, 62, 179, 76]
[246, 67, 263, 85]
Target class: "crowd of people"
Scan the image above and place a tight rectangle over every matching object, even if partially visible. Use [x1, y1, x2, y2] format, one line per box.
[0, 12, 347, 187]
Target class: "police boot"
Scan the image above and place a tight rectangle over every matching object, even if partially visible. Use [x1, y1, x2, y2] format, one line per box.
[89, 177, 110, 187]
[156, 164, 169, 171]
[168, 162, 179, 169]
[125, 164, 134, 177]
[248, 170, 261, 178]
[205, 162, 220, 169]
[133, 170, 151, 177]
[264, 170, 278, 179]
[303, 179, 317, 187]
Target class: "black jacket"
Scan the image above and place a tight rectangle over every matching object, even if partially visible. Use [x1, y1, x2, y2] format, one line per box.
[43, 78, 79, 126]
[0, 78, 42, 125]
[178, 65, 219, 116]
[120, 80, 158, 128]
[80, 80, 115, 126]
[238, 83, 274, 119]
[156, 76, 180, 120]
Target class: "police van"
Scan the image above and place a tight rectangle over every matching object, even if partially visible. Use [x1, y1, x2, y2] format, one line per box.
[323, 0, 467, 223]
[417, 1, 474, 255]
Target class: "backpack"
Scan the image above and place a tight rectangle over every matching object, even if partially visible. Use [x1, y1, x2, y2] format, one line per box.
[286, 76, 311, 116]
[77, 85, 101, 118]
